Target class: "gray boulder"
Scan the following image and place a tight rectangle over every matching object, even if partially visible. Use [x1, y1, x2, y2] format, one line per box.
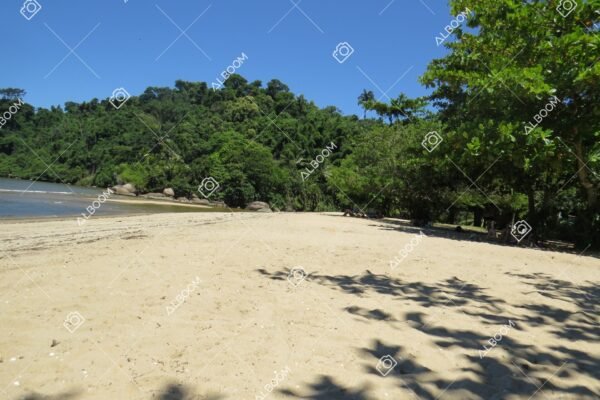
[163, 188, 175, 197]
[112, 185, 136, 197]
[122, 183, 136, 193]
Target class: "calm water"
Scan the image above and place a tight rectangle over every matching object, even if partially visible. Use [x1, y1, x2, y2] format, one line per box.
[0, 178, 221, 219]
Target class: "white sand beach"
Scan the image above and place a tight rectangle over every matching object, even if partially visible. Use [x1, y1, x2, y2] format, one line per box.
[0, 213, 598, 399]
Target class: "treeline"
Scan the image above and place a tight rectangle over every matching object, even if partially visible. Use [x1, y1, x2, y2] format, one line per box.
[0, 0, 598, 249]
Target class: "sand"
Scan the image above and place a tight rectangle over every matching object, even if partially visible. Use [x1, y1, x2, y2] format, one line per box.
[0, 212, 598, 400]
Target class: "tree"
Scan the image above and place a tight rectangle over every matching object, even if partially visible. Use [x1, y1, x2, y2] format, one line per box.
[389, 94, 428, 124]
[421, 0, 600, 247]
[0, 88, 26, 101]
[357, 89, 375, 119]
[328, 120, 450, 219]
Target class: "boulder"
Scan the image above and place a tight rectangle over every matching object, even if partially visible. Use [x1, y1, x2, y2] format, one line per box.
[163, 188, 175, 197]
[177, 197, 191, 203]
[113, 186, 136, 197]
[122, 183, 136, 193]
[246, 201, 271, 212]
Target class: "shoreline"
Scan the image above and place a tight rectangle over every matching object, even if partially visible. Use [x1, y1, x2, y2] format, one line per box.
[0, 191, 242, 223]
[0, 176, 234, 213]
[105, 196, 224, 209]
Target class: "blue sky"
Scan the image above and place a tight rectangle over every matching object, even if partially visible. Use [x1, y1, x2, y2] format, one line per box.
[1, 0, 453, 116]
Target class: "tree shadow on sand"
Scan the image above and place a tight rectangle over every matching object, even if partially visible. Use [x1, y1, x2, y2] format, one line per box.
[258, 267, 600, 399]
[356, 334, 599, 399]
[345, 215, 600, 259]
[257, 268, 506, 313]
[278, 375, 372, 400]
[17, 384, 224, 400]
[506, 272, 599, 314]
[18, 390, 82, 400]
[154, 383, 224, 400]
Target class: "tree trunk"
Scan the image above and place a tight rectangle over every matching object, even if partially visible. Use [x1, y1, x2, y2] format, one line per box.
[473, 208, 483, 227]
[527, 188, 537, 243]
[574, 135, 598, 209]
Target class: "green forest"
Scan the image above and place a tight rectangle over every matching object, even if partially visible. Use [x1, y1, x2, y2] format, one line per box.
[1, 0, 598, 248]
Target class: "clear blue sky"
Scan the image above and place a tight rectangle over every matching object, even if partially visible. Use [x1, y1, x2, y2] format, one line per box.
[1, 0, 453, 116]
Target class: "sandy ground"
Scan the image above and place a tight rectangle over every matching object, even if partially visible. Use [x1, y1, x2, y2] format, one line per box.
[0, 212, 598, 400]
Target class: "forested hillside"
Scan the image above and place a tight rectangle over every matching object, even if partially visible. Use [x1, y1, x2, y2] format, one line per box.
[0, 77, 364, 211]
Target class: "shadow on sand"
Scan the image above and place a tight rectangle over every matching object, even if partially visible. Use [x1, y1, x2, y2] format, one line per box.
[331, 214, 599, 259]
[18, 390, 82, 400]
[16, 383, 225, 400]
[256, 267, 600, 399]
[14, 267, 598, 399]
